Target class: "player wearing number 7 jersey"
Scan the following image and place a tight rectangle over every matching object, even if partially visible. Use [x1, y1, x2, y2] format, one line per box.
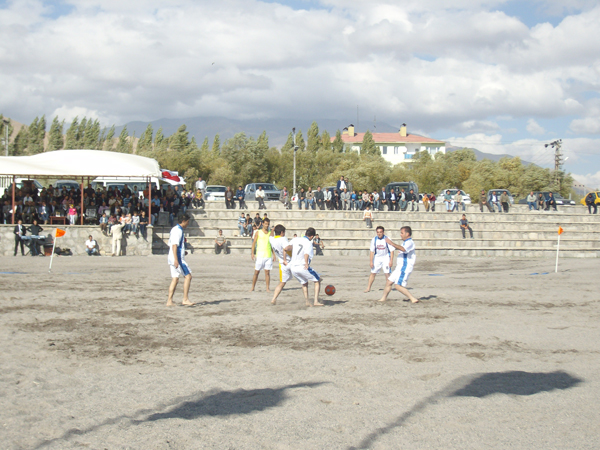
[269, 224, 292, 305]
[285, 227, 323, 306]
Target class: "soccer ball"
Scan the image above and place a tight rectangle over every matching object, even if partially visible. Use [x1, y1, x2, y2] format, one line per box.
[325, 285, 336, 296]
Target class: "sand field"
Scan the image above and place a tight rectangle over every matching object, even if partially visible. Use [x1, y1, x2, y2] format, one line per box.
[1, 252, 599, 449]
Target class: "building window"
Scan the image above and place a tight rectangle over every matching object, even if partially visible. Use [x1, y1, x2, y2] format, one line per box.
[382, 146, 387, 155]
[405, 154, 413, 159]
[394, 146, 399, 155]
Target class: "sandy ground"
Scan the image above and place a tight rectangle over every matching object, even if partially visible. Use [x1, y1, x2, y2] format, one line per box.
[1, 252, 599, 450]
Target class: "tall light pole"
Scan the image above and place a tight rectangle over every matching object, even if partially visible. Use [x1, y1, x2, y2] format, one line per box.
[292, 127, 298, 196]
[545, 139, 563, 191]
[2, 118, 9, 156]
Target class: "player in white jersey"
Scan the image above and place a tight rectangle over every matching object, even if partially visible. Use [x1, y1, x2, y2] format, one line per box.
[166, 214, 195, 306]
[269, 224, 293, 305]
[364, 226, 394, 292]
[378, 226, 419, 303]
[287, 227, 323, 306]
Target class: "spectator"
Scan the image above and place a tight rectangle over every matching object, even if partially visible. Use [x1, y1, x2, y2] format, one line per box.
[28, 220, 44, 256]
[194, 189, 205, 208]
[363, 205, 373, 228]
[85, 235, 99, 256]
[245, 213, 254, 236]
[460, 214, 474, 239]
[429, 193, 436, 212]
[399, 188, 407, 211]
[68, 204, 78, 225]
[139, 211, 148, 238]
[38, 202, 50, 224]
[443, 190, 454, 212]
[253, 213, 262, 229]
[315, 186, 325, 210]
[341, 188, 351, 210]
[489, 191, 502, 213]
[537, 193, 546, 211]
[479, 190, 491, 212]
[345, 177, 353, 193]
[324, 188, 332, 210]
[423, 193, 430, 211]
[500, 191, 510, 213]
[333, 190, 342, 210]
[131, 211, 140, 235]
[100, 211, 109, 235]
[379, 187, 387, 211]
[389, 188, 397, 211]
[111, 221, 125, 256]
[362, 190, 371, 210]
[372, 190, 380, 211]
[195, 177, 207, 199]
[313, 234, 325, 255]
[336, 176, 346, 193]
[526, 191, 537, 211]
[225, 186, 235, 209]
[123, 213, 133, 234]
[215, 229, 230, 254]
[279, 186, 291, 209]
[408, 189, 419, 211]
[236, 185, 247, 209]
[454, 191, 464, 212]
[585, 192, 597, 214]
[14, 219, 26, 256]
[297, 188, 306, 210]
[545, 192, 557, 211]
[306, 187, 315, 210]
[238, 212, 247, 236]
[255, 185, 266, 210]
[350, 190, 358, 210]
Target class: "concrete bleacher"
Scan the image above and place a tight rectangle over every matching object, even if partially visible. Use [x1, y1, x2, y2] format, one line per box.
[152, 200, 600, 258]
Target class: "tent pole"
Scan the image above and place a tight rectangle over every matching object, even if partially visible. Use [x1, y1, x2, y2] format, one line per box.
[80, 177, 84, 225]
[11, 175, 15, 224]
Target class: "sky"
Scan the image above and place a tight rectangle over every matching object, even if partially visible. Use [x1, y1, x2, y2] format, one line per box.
[1, 0, 599, 187]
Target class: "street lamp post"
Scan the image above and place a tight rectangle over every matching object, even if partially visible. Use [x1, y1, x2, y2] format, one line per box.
[292, 127, 298, 196]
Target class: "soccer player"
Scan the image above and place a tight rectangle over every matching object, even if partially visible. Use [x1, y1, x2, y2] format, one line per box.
[251, 217, 272, 292]
[288, 227, 323, 306]
[269, 224, 292, 305]
[378, 226, 419, 303]
[167, 213, 195, 306]
[364, 226, 394, 293]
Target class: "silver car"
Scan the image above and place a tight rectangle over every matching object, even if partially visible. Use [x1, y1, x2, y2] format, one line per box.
[244, 183, 281, 201]
[437, 189, 472, 204]
[205, 185, 227, 201]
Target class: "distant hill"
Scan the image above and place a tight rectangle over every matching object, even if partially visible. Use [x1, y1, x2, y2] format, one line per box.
[445, 145, 536, 166]
[119, 116, 400, 147]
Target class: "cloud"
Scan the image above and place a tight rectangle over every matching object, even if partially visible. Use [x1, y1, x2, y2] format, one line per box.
[0, 0, 598, 137]
[526, 118, 546, 135]
[569, 170, 600, 190]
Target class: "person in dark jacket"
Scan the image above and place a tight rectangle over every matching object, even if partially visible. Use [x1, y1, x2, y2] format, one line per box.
[585, 193, 597, 214]
[545, 192, 557, 211]
[236, 186, 247, 209]
[28, 220, 44, 256]
[14, 219, 26, 256]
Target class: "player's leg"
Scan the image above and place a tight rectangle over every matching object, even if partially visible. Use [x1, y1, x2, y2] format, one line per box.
[313, 280, 323, 306]
[394, 284, 419, 303]
[250, 269, 261, 291]
[364, 273, 376, 292]
[182, 274, 194, 305]
[167, 277, 179, 306]
[301, 283, 310, 306]
[378, 279, 395, 302]
[265, 269, 271, 293]
[271, 281, 286, 304]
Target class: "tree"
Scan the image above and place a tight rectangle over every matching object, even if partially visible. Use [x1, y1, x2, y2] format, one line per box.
[64, 117, 79, 149]
[200, 137, 209, 153]
[212, 134, 221, 154]
[281, 132, 294, 152]
[116, 126, 129, 153]
[47, 116, 64, 151]
[306, 121, 321, 153]
[76, 117, 88, 148]
[137, 124, 153, 154]
[154, 126, 165, 151]
[170, 124, 189, 151]
[294, 129, 306, 152]
[84, 119, 100, 149]
[11, 127, 28, 156]
[0, 115, 14, 155]
[257, 130, 269, 153]
[103, 125, 115, 151]
[27, 116, 44, 154]
[361, 130, 378, 156]
[320, 130, 331, 152]
[332, 130, 344, 153]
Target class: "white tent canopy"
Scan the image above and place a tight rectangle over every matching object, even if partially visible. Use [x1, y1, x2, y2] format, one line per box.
[0, 150, 161, 178]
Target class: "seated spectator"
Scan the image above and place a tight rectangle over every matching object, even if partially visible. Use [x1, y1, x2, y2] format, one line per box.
[444, 190, 454, 212]
[139, 211, 149, 238]
[85, 235, 99, 256]
[253, 213, 262, 228]
[38, 202, 50, 224]
[297, 188, 306, 210]
[107, 213, 117, 233]
[545, 193, 557, 211]
[245, 213, 254, 236]
[99, 211, 109, 235]
[256, 185, 266, 210]
[215, 229, 230, 254]
[537, 193, 545, 212]
[350, 190, 358, 210]
[363, 205, 373, 228]
[526, 191, 537, 211]
[131, 211, 140, 235]
[313, 234, 325, 256]
[236, 185, 247, 209]
[238, 212, 247, 236]
[460, 214, 474, 239]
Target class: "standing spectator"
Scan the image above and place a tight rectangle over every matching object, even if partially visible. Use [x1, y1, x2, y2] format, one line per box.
[429, 193, 436, 212]
[195, 177, 206, 199]
[379, 187, 387, 211]
[85, 235, 99, 256]
[479, 190, 491, 212]
[545, 192, 557, 211]
[100, 211, 109, 235]
[131, 211, 140, 235]
[363, 205, 373, 228]
[280, 187, 291, 209]
[585, 192, 597, 214]
[68, 204, 78, 225]
[537, 193, 546, 211]
[454, 191, 464, 212]
[214, 229, 230, 254]
[341, 188, 351, 210]
[255, 185, 266, 210]
[28, 220, 44, 256]
[306, 187, 315, 210]
[372, 190, 380, 211]
[110, 221, 125, 256]
[399, 188, 407, 211]
[336, 176, 346, 193]
[324, 187, 332, 210]
[460, 214, 474, 239]
[238, 212, 247, 236]
[139, 211, 148, 238]
[225, 186, 235, 209]
[526, 191, 537, 211]
[14, 219, 26, 256]
[236, 186, 247, 209]
[500, 191, 510, 213]
[389, 188, 397, 211]
[315, 186, 325, 210]
[408, 189, 418, 211]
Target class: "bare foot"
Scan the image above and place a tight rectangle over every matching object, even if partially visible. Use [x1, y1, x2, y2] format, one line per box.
[166, 301, 175, 307]
[271, 299, 277, 305]
[305, 301, 311, 307]
[313, 301, 324, 306]
[364, 289, 370, 293]
[249, 288, 254, 292]
[266, 290, 271, 294]
[378, 298, 387, 302]
[410, 298, 419, 304]
[182, 299, 195, 306]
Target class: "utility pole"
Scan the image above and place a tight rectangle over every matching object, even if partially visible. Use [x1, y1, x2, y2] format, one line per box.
[545, 139, 562, 191]
[292, 128, 298, 196]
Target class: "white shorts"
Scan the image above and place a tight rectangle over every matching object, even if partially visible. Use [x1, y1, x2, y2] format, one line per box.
[390, 264, 413, 287]
[255, 257, 273, 271]
[372, 256, 392, 274]
[278, 263, 293, 283]
[291, 266, 321, 284]
[169, 261, 191, 278]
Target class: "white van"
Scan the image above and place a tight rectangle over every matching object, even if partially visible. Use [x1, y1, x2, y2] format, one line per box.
[91, 177, 161, 198]
[0, 176, 43, 197]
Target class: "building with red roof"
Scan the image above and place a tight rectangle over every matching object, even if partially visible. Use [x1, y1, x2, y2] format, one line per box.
[333, 124, 446, 165]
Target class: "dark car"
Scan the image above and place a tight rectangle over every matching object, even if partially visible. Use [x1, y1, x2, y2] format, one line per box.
[487, 189, 514, 205]
[385, 181, 419, 198]
[518, 191, 576, 206]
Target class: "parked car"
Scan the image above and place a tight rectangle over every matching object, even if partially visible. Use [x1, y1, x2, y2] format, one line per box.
[518, 192, 576, 206]
[244, 183, 281, 201]
[487, 189, 514, 204]
[205, 185, 227, 201]
[580, 192, 600, 206]
[54, 180, 81, 192]
[385, 181, 419, 198]
[0, 177, 43, 196]
[436, 189, 472, 204]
